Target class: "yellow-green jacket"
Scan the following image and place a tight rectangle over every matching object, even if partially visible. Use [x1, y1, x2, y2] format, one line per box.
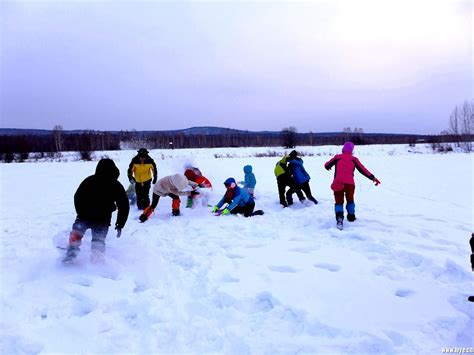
[127, 156, 157, 184]
[274, 155, 289, 178]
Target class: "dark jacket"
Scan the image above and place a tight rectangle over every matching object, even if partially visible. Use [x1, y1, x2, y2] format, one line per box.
[287, 157, 311, 185]
[74, 159, 129, 228]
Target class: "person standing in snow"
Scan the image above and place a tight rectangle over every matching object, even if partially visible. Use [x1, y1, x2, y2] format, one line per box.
[184, 167, 212, 208]
[324, 141, 381, 226]
[127, 148, 157, 210]
[63, 158, 129, 263]
[286, 150, 318, 205]
[139, 174, 199, 222]
[211, 177, 263, 217]
[274, 154, 304, 207]
[239, 165, 256, 198]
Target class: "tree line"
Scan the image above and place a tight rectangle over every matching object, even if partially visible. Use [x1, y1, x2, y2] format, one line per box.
[1, 129, 471, 155]
[1, 100, 472, 156]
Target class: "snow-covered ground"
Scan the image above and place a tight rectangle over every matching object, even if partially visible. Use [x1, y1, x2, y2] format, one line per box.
[1, 144, 473, 354]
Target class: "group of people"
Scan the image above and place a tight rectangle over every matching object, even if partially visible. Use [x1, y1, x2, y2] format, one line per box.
[62, 142, 380, 262]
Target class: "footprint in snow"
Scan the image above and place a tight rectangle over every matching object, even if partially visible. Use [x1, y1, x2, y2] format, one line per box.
[290, 247, 317, 254]
[313, 263, 341, 272]
[269, 265, 299, 273]
[395, 288, 415, 298]
[221, 274, 240, 283]
[226, 253, 245, 259]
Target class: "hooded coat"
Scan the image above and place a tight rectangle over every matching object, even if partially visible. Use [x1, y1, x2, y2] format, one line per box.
[153, 174, 197, 196]
[74, 159, 129, 228]
[287, 157, 311, 185]
[243, 165, 256, 188]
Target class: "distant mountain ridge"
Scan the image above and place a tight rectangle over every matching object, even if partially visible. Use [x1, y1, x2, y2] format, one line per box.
[0, 126, 416, 137]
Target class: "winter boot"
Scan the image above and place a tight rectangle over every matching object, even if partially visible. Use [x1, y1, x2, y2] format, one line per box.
[469, 296, 474, 302]
[186, 197, 193, 208]
[335, 205, 344, 230]
[62, 246, 79, 263]
[346, 202, 356, 221]
[172, 209, 180, 216]
[62, 230, 83, 262]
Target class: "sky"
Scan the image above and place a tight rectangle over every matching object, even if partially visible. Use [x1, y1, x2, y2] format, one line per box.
[0, 0, 472, 134]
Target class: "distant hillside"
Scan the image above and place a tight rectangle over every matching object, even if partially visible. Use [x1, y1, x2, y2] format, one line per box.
[0, 126, 422, 137]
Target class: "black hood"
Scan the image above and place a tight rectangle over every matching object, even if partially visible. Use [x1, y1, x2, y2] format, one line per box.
[95, 158, 120, 180]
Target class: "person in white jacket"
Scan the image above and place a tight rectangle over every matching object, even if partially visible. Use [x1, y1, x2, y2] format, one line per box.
[139, 174, 198, 221]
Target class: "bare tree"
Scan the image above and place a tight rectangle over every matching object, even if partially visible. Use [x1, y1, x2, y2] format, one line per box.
[447, 100, 473, 152]
[281, 126, 297, 148]
[53, 125, 63, 152]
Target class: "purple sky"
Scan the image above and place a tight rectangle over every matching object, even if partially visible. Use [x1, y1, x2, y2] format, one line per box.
[1, 1, 472, 134]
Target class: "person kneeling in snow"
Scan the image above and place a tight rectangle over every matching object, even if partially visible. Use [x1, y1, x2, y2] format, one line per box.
[139, 174, 198, 222]
[211, 177, 263, 217]
[63, 159, 129, 263]
[184, 167, 213, 208]
[324, 141, 380, 225]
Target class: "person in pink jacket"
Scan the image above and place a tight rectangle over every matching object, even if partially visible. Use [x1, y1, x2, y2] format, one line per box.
[324, 142, 381, 226]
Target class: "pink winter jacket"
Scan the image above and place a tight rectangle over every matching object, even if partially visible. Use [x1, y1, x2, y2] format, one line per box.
[324, 152, 375, 185]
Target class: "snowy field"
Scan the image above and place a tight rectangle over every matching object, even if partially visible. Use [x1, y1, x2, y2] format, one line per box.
[1, 144, 473, 354]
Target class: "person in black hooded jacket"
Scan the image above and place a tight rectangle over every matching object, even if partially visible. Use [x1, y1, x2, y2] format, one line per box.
[63, 158, 129, 262]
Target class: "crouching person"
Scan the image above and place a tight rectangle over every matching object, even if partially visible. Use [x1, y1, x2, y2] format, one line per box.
[139, 174, 198, 222]
[211, 178, 264, 217]
[63, 158, 129, 263]
[184, 167, 213, 208]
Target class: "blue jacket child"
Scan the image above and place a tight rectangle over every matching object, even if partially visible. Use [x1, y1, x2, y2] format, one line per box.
[240, 165, 256, 197]
[212, 178, 263, 217]
[286, 150, 318, 205]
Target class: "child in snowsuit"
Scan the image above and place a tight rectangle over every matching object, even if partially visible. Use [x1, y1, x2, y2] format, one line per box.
[274, 154, 304, 207]
[211, 177, 263, 217]
[63, 158, 129, 262]
[239, 165, 256, 197]
[139, 174, 198, 222]
[127, 148, 157, 210]
[184, 167, 212, 208]
[324, 142, 380, 224]
[286, 150, 318, 205]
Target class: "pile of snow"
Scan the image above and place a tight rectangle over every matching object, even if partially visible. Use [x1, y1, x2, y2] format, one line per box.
[1, 144, 472, 353]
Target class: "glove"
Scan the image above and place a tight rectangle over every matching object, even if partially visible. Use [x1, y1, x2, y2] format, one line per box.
[221, 208, 230, 216]
[373, 178, 381, 186]
[139, 206, 154, 223]
[211, 206, 219, 213]
[152, 176, 157, 184]
[129, 177, 136, 184]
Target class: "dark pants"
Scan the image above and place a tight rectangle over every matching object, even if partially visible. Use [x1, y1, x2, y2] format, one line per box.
[470, 233, 474, 271]
[69, 217, 109, 253]
[135, 179, 152, 210]
[230, 201, 255, 217]
[286, 181, 315, 204]
[278, 174, 304, 205]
